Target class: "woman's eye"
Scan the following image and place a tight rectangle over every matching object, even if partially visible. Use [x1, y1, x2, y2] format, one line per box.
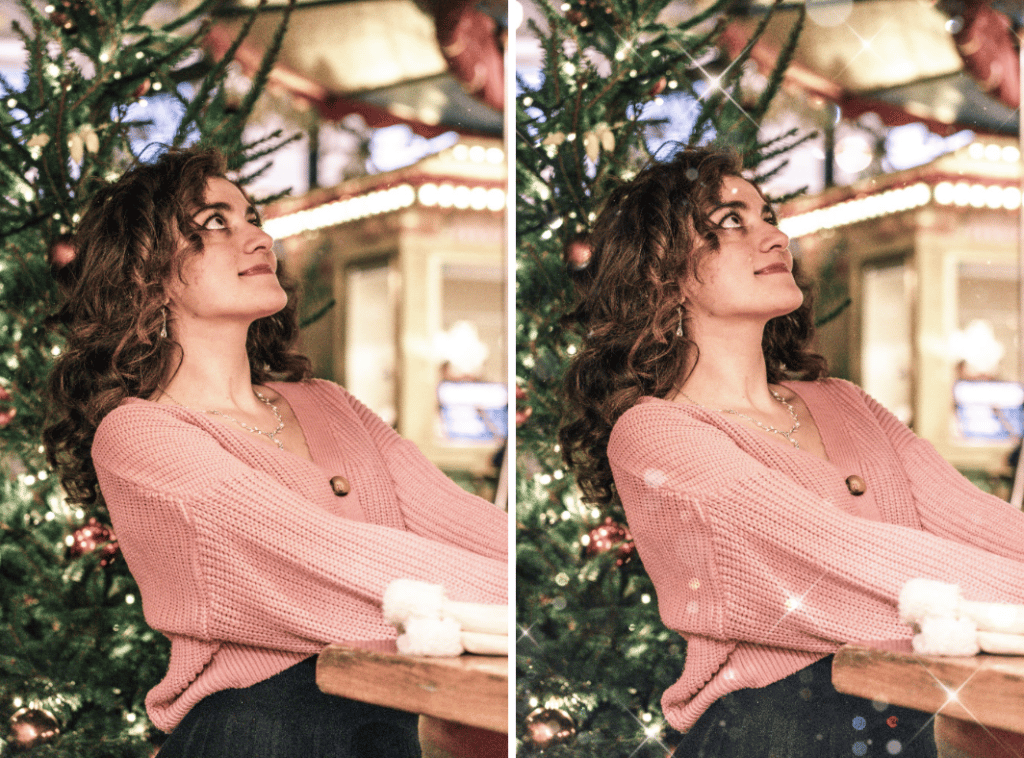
[716, 212, 743, 229]
[248, 216, 263, 228]
[202, 214, 227, 230]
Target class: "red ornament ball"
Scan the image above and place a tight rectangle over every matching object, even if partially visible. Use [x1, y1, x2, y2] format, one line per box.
[47, 239, 76, 268]
[584, 517, 635, 565]
[0, 385, 15, 429]
[563, 238, 592, 270]
[565, 7, 590, 29]
[66, 518, 120, 566]
[649, 76, 667, 96]
[515, 385, 533, 427]
[524, 707, 575, 749]
[9, 707, 60, 750]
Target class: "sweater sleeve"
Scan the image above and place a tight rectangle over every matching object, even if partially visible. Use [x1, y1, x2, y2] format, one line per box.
[856, 383, 1024, 562]
[609, 402, 1024, 655]
[93, 404, 507, 654]
[314, 381, 507, 561]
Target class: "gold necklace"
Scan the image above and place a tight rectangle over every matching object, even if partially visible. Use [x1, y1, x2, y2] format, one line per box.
[163, 389, 285, 449]
[680, 388, 801, 449]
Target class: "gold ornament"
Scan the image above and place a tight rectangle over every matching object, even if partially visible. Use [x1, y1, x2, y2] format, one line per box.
[80, 125, 99, 155]
[8, 707, 60, 750]
[68, 133, 84, 165]
[524, 707, 576, 749]
[583, 123, 615, 163]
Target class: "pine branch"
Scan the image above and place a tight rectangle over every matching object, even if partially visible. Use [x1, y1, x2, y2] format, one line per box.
[750, 1, 805, 122]
[221, 0, 296, 146]
[173, 0, 269, 146]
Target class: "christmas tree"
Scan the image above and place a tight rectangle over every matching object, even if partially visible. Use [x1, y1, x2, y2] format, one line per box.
[515, 1, 811, 754]
[0, 0, 296, 753]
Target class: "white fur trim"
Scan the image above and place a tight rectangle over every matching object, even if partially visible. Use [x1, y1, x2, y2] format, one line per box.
[911, 615, 979, 656]
[899, 579, 961, 625]
[383, 579, 446, 627]
[396, 617, 464, 657]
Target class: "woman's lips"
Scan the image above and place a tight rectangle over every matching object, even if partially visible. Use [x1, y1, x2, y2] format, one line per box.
[755, 262, 790, 275]
[239, 264, 275, 276]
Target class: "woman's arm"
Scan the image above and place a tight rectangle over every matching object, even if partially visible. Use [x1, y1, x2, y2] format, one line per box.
[309, 380, 507, 561]
[610, 402, 1024, 655]
[93, 403, 507, 653]
[856, 383, 1024, 562]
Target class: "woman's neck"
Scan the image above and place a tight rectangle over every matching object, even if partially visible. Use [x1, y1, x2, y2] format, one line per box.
[157, 320, 262, 412]
[674, 318, 779, 411]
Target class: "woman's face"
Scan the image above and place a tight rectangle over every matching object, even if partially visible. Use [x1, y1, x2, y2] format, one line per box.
[165, 177, 287, 332]
[681, 175, 803, 327]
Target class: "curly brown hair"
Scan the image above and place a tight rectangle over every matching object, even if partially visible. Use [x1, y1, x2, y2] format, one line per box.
[559, 146, 827, 506]
[44, 146, 311, 506]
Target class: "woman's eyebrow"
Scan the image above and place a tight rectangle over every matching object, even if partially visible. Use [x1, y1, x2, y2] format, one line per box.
[192, 202, 231, 217]
[708, 200, 746, 216]
[708, 200, 775, 216]
[192, 202, 260, 218]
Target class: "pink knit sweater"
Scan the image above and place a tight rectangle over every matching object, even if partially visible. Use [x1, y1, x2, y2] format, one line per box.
[609, 378, 1024, 732]
[92, 378, 508, 733]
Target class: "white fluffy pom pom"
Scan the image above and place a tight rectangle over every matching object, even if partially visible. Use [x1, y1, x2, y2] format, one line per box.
[911, 615, 980, 656]
[899, 579, 962, 626]
[396, 617, 464, 657]
[383, 579, 446, 628]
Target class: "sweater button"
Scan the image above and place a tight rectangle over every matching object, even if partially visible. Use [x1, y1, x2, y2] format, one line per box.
[845, 475, 866, 496]
[330, 475, 350, 496]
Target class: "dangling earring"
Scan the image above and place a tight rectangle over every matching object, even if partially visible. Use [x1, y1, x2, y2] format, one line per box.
[160, 307, 168, 339]
[675, 302, 685, 337]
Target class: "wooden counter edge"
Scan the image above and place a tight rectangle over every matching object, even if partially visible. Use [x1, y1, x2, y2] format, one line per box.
[833, 641, 1024, 734]
[316, 644, 509, 734]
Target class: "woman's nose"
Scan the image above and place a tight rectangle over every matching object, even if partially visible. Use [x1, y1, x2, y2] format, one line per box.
[762, 220, 789, 252]
[247, 225, 274, 253]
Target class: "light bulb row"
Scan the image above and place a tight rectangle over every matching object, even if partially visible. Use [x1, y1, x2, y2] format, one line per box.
[967, 142, 1021, 163]
[780, 175, 1024, 238]
[450, 144, 505, 165]
[264, 183, 506, 239]
[780, 183, 930, 238]
[933, 181, 1021, 210]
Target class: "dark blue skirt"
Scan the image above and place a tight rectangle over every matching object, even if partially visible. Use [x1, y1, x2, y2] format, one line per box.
[672, 656, 938, 757]
[155, 656, 420, 758]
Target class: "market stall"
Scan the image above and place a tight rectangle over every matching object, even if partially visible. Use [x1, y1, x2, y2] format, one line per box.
[265, 137, 507, 476]
[782, 136, 1023, 475]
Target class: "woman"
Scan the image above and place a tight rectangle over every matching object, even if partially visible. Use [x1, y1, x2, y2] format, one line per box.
[44, 147, 508, 757]
[559, 146, 1024, 757]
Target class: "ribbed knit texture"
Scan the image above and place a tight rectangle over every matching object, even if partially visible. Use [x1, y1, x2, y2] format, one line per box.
[608, 378, 1024, 733]
[92, 379, 508, 733]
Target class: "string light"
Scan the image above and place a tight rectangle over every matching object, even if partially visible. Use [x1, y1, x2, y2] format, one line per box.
[780, 183, 930, 238]
[967, 142, 1020, 163]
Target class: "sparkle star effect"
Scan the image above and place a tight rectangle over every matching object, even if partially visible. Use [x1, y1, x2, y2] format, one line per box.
[518, 623, 540, 647]
[828, 20, 891, 82]
[764, 573, 828, 637]
[622, 707, 670, 758]
[902, 657, 1021, 757]
[599, 12, 762, 133]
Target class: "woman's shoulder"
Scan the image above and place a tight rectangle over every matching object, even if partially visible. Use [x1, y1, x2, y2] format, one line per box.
[94, 397, 226, 460]
[96, 397, 185, 438]
[613, 396, 702, 435]
[609, 397, 726, 465]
